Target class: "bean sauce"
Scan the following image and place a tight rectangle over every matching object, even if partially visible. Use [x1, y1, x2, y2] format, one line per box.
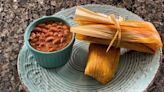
[29, 21, 72, 52]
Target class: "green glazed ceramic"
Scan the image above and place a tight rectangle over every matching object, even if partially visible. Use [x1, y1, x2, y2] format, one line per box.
[18, 4, 162, 92]
[24, 16, 75, 68]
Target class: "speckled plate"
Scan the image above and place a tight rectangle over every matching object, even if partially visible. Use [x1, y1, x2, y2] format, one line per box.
[17, 4, 162, 92]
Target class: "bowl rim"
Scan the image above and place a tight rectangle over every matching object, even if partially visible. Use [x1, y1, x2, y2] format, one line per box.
[24, 16, 75, 54]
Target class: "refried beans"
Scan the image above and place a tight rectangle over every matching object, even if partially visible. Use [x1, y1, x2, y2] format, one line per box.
[29, 21, 72, 52]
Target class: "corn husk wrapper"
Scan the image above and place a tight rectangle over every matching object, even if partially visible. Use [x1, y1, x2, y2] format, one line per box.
[85, 43, 120, 84]
[71, 6, 162, 53]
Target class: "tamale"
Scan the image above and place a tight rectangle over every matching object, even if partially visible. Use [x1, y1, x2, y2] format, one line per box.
[71, 6, 162, 53]
[85, 43, 120, 84]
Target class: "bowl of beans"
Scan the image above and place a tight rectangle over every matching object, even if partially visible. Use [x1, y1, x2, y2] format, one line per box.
[24, 16, 75, 68]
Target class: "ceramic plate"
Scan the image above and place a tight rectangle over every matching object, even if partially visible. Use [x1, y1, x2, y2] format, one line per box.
[17, 4, 162, 92]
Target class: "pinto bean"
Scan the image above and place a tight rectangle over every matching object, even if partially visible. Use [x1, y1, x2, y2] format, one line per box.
[33, 27, 42, 32]
[63, 30, 69, 36]
[63, 25, 68, 29]
[49, 32, 54, 35]
[50, 27, 58, 32]
[52, 38, 60, 44]
[35, 41, 40, 46]
[57, 33, 63, 37]
[48, 47, 56, 52]
[39, 42, 45, 47]
[30, 38, 38, 43]
[52, 23, 57, 27]
[42, 28, 48, 33]
[60, 37, 65, 43]
[45, 36, 55, 42]
[46, 24, 52, 28]
[57, 25, 62, 29]
[53, 33, 58, 36]
[45, 32, 53, 37]
[37, 23, 48, 29]
[31, 33, 36, 38]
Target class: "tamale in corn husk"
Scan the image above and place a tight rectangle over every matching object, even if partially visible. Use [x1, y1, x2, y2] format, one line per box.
[85, 43, 120, 84]
[71, 6, 162, 53]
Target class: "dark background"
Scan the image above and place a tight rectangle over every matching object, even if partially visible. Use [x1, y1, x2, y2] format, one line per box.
[0, 0, 163, 92]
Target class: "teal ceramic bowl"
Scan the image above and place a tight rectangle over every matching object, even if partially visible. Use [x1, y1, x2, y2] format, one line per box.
[24, 16, 75, 68]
